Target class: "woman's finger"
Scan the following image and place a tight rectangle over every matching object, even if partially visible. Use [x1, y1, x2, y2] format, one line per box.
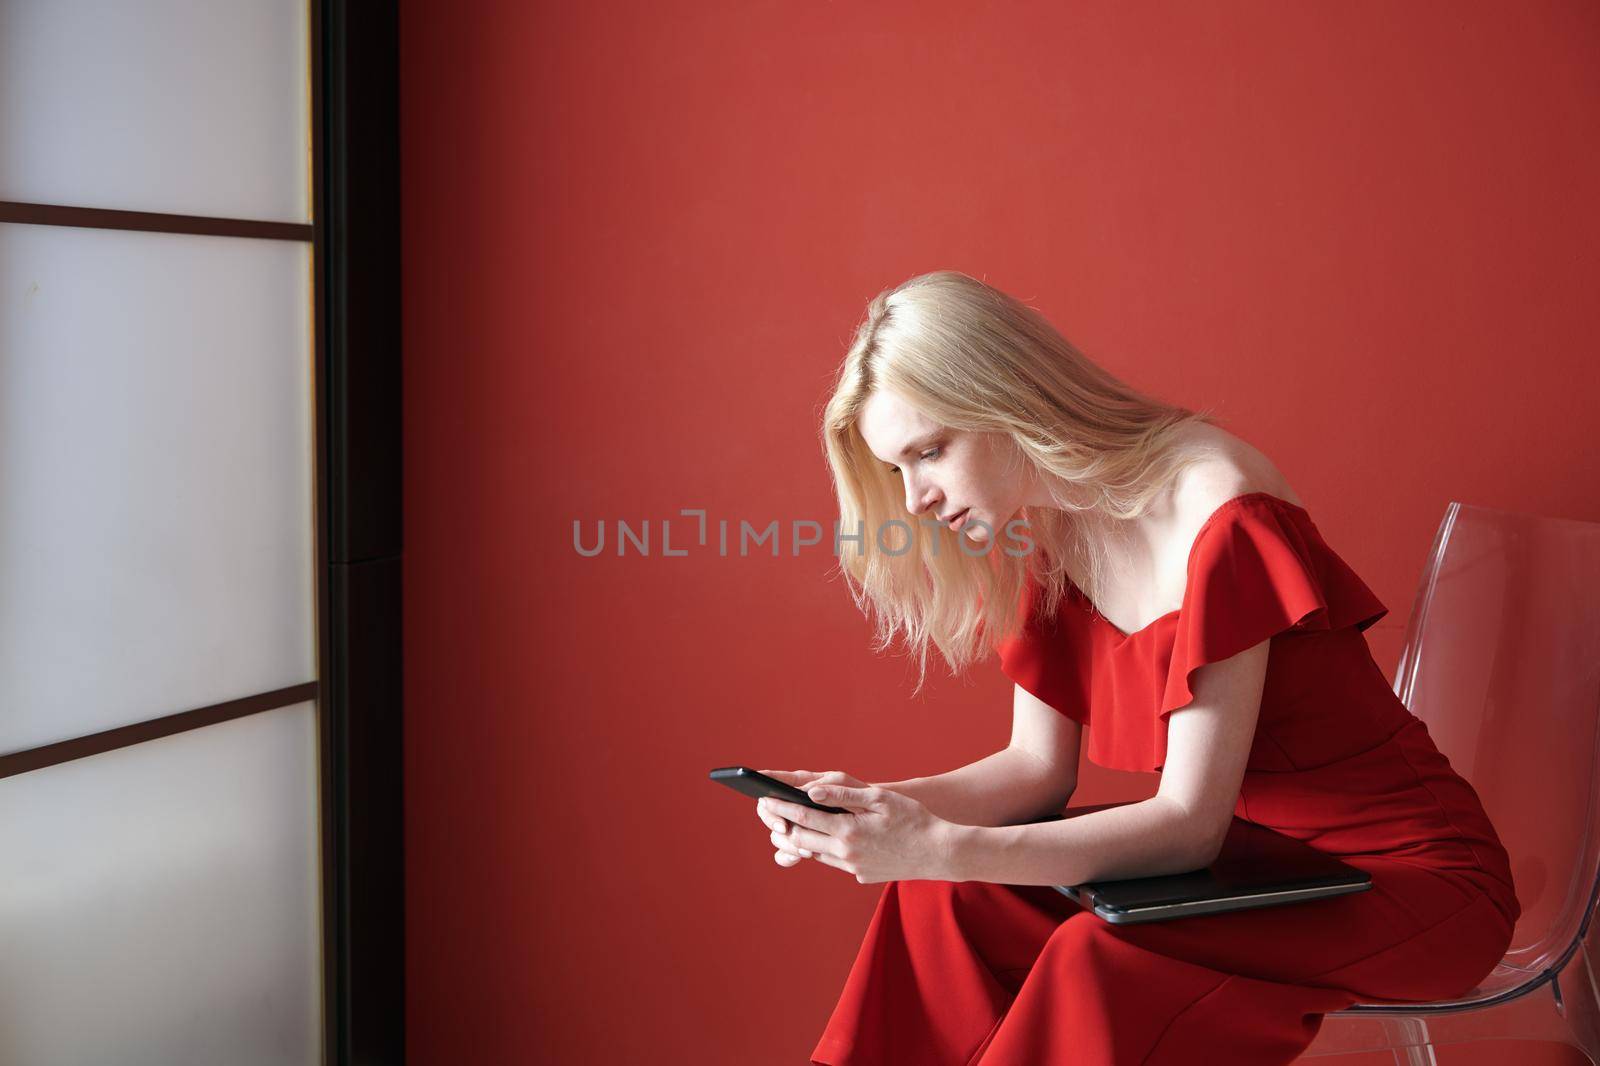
[771, 826, 811, 856]
[754, 804, 787, 833]
[769, 830, 816, 859]
[772, 825, 829, 856]
[760, 769, 823, 785]
[755, 793, 802, 833]
[804, 783, 876, 810]
[763, 797, 843, 842]
[810, 770, 870, 790]
[807, 849, 851, 874]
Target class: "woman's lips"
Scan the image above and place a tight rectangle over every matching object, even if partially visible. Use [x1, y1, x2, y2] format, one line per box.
[948, 508, 970, 530]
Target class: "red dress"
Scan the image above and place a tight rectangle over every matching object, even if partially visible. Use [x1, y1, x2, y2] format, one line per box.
[810, 492, 1519, 1066]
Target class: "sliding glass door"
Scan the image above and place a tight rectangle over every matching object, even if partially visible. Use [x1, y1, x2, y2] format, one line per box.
[0, 2, 327, 1063]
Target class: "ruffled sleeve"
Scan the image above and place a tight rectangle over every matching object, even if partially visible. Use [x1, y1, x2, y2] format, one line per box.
[1157, 496, 1388, 722]
[1098, 494, 1390, 771]
[994, 494, 1391, 772]
[1068, 492, 1395, 768]
[995, 571, 1094, 726]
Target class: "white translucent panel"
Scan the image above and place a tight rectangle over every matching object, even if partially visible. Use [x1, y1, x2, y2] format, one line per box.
[0, 223, 315, 754]
[0, 703, 322, 1066]
[0, 0, 310, 223]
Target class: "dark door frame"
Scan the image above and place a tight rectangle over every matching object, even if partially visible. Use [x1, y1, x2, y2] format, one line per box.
[314, 1, 405, 1063]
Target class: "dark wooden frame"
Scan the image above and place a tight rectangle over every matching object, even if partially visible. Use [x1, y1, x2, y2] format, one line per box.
[315, 0, 404, 1063]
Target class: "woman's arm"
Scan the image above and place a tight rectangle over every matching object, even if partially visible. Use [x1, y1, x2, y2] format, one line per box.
[940, 639, 1270, 885]
[873, 683, 1083, 827]
[873, 746, 1074, 828]
[941, 795, 1209, 884]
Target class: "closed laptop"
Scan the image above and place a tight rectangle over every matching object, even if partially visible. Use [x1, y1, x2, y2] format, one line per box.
[1028, 802, 1372, 925]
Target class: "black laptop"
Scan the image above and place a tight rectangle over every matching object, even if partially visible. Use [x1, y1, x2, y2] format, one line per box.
[1029, 802, 1372, 925]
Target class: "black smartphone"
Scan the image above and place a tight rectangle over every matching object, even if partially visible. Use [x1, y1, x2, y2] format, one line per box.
[709, 766, 851, 814]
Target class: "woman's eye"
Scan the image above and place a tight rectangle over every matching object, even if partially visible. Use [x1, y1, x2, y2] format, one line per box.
[887, 446, 940, 476]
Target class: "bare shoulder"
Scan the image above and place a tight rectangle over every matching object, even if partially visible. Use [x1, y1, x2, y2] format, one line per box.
[1095, 423, 1307, 611]
[1168, 423, 1304, 528]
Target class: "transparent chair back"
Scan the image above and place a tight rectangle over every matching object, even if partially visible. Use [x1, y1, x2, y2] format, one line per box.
[1302, 501, 1600, 1063]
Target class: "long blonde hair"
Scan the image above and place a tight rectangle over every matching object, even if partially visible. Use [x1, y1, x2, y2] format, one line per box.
[820, 270, 1221, 693]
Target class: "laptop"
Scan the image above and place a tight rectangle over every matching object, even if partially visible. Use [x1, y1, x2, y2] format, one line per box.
[1029, 802, 1372, 925]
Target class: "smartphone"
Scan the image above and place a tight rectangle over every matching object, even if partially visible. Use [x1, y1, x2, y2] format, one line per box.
[708, 766, 851, 814]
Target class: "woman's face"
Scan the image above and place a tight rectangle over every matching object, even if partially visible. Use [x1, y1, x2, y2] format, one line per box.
[857, 388, 1047, 545]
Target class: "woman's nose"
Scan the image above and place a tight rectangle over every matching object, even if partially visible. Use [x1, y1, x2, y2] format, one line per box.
[905, 477, 939, 517]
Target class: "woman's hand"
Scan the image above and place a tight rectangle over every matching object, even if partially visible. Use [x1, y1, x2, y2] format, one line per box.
[754, 770, 870, 867]
[757, 772, 958, 884]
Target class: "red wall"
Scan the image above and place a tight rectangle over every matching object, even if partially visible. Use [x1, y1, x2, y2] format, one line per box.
[400, 2, 1600, 1062]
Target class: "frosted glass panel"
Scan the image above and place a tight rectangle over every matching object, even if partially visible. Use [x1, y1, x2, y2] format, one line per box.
[0, 703, 321, 1066]
[0, 0, 310, 222]
[0, 223, 315, 753]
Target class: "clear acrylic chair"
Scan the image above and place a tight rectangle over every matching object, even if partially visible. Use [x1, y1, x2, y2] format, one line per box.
[1299, 501, 1600, 1064]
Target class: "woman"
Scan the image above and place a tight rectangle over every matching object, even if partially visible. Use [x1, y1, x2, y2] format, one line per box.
[754, 271, 1519, 1065]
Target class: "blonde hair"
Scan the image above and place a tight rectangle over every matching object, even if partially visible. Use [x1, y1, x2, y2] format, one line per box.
[820, 270, 1221, 693]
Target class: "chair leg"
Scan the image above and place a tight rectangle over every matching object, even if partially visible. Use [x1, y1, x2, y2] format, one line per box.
[1381, 1017, 1437, 1066]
